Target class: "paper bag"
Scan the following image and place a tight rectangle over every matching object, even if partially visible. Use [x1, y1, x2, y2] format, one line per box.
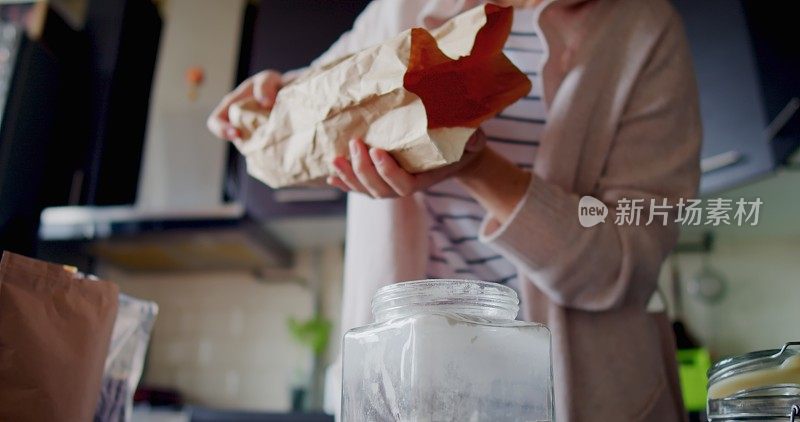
[228, 4, 531, 188]
[0, 252, 119, 422]
[95, 294, 158, 422]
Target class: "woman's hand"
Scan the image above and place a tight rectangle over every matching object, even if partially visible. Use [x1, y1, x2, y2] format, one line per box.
[207, 70, 283, 141]
[327, 131, 487, 198]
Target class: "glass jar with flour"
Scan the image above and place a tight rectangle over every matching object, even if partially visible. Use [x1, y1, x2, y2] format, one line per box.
[341, 279, 553, 421]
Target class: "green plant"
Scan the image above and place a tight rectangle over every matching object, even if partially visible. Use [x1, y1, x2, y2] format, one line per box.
[287, 316, 332, 356]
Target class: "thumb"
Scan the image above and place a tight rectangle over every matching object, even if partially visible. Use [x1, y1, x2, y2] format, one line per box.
[253, 71, 282, 108]
[465, 129, 486, 152]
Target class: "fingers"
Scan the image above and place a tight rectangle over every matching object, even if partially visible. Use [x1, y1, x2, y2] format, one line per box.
[207, 114, 241, 141]
[207, 70, 283, 141]
[331, 156, 367, 193]
[207, 103, 238, 140]
[433, 129, 488, 180]
[326, 175, 350, 192]
[465, 129, 487, 152]
[207, 78, 254, 140]
[326, 137, 473, 198]
[370, 148, 415, 196]
[253, 70, 282, 108]
[327, 140, 405, 198]
[349, 139, 395, 198]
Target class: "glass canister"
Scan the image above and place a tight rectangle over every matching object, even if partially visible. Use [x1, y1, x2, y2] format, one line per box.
[707, 342, 800, 421]
[341, 279, 553, 422]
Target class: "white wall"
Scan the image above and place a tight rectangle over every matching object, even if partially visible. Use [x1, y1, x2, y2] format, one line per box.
[654, 168, 800, 361]
[660, 234, 800, 360]
[102, 243, 345, 412]
[290, 245, 346, 363]
[111, 270, 312, 411]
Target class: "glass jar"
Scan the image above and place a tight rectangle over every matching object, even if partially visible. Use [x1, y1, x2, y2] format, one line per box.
[707, 342, 800, 421]
[341, 279, 553, 422]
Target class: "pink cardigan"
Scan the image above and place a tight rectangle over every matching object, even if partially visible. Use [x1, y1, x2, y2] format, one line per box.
[323, 0, 702, 420]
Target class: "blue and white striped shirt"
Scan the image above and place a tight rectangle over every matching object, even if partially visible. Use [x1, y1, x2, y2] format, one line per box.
[423, 8, 548, 291]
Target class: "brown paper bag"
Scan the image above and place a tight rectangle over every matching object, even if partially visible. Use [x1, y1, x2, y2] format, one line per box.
[0, 252, 119, 422]
[228, 4, 531, 188]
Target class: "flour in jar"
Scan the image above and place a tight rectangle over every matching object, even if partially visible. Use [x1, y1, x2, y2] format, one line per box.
[343, 312, 552, 421]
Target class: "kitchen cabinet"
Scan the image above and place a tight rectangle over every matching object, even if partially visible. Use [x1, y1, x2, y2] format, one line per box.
[81, 0, 161, 205]
[672, 0, 799, 194]
[0, 0, 160, 253]
[0, 19, 60, 255]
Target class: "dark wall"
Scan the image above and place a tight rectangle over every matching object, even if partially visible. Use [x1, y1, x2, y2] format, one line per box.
[233, 0, 372, 219]
[249, 0, 372, 73]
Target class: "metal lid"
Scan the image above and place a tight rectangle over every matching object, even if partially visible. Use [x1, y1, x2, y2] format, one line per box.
[707, 342, 800, 421]
[709, 342, 800, 391]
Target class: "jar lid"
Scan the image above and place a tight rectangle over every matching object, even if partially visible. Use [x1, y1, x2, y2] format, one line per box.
[707, 342, 800, 420]
[709, 342, 800, 393]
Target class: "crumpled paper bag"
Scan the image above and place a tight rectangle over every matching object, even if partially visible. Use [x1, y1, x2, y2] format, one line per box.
[228, 4, 531, 188]
[0, 252, 119, 422]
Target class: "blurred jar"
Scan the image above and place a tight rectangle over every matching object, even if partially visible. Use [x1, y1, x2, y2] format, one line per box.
[707, 342, 800, 421]
[341, 279, 553, 421]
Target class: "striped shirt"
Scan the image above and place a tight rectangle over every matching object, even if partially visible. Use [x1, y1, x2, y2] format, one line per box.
[423, 8, 548, 291]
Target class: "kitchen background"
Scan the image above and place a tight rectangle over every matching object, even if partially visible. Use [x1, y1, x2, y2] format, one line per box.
[0, 0, 798, 420]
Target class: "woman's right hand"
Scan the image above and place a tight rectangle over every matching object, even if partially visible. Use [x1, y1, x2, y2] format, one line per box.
[207, 69, 283, 142]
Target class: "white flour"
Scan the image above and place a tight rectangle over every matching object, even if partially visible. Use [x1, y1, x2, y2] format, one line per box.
[342, 312, 552, 421]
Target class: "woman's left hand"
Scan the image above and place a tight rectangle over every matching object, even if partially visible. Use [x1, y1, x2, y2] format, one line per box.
[327, 132, 486, 198]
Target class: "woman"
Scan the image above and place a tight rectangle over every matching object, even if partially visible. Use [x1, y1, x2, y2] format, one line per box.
[209, 0, 701, 420]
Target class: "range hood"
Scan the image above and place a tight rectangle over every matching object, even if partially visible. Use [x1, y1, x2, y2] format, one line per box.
[37, 0, 294, 272]
[39, 204, 293, 272]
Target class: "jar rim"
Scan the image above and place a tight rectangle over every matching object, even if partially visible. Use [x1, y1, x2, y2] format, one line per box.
[708, 342, 800, 386]
[707, 390, 800, 420]
[372, 279, 519, 322]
